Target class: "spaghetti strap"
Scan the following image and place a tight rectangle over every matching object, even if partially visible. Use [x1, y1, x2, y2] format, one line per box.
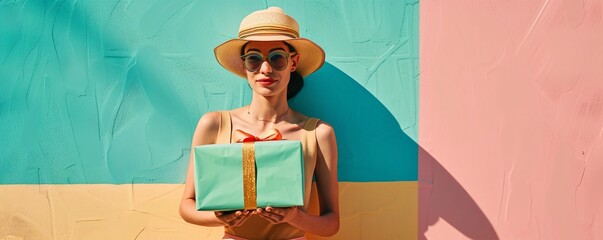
[301, 118, 320, 164]
[217, 111, 232, 144]
[301, 117, 321, 216]
[303, 118, 320, 131]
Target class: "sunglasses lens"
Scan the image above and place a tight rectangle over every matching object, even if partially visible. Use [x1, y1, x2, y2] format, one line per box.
[269, 53, 288, 71]
[242, 52, 290, 72]
[244, 54, 263, 71]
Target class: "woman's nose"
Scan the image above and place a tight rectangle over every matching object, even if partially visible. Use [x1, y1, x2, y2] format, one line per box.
[259, 60, 272, 75]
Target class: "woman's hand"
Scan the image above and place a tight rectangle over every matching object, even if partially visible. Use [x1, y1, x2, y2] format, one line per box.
[255, 206, 301, 224]
[215, 210, 253, 227]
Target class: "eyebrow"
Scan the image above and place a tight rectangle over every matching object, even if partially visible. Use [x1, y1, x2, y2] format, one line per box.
[245, 47, 287, 54]
[269, 48, 286, 52]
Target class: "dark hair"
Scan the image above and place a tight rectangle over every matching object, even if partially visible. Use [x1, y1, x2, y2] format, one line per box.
[287, 71, 304, 100]
[282, 42, 303, 100]
[241, 42, 304, 100]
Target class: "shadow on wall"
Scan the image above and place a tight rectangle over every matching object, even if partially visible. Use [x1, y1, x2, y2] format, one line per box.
[290, 62, 416, 182]
[419, 147, 499, 239]
[292, 62, 498, 239]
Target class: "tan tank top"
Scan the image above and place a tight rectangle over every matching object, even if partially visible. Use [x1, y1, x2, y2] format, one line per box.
[216, 111, 320, 240]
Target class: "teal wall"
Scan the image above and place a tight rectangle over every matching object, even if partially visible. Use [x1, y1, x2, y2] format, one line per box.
[0, 0, 418, 184]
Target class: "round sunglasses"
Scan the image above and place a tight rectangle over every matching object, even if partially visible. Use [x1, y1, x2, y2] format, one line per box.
[240, 51, 296, 72]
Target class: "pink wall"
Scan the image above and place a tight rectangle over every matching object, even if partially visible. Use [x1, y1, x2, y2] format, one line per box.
[419, 0, 603, 239]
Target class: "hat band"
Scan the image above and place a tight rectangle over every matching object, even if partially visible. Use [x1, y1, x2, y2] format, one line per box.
[238, 26, 299, 39]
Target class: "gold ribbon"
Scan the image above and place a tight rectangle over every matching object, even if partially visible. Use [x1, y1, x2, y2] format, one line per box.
[236, 129, 283, 210]
[242, 142, 256, 210]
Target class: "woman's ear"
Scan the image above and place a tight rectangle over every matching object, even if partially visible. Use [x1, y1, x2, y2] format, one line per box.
[291, 54, 300, 72]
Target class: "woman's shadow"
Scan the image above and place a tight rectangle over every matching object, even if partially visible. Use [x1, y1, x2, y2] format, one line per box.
[291, 63, 499, 239]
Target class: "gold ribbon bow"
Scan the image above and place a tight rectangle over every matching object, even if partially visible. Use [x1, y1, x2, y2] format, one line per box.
[234, 129, 283, 209]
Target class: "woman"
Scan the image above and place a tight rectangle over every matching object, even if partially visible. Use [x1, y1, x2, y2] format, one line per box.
[179, 7, 339, 240]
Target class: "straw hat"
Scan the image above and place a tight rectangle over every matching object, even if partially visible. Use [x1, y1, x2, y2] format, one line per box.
[214, 7, 325, 78]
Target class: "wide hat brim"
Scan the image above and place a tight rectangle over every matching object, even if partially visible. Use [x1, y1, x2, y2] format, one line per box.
[214, 36, 325, 79]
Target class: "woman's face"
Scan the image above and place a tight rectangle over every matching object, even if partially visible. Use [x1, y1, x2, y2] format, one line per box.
[243, 41, 299, 98]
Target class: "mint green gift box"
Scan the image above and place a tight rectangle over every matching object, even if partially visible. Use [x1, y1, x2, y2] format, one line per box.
[194, 140, 305, 211]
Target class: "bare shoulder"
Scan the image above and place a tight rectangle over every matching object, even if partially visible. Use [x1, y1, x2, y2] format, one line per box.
[196, 111, 221, 130]
[192, 111, 222, 145]
[314, 120, 338, 173]
[315, 120, 336, 145]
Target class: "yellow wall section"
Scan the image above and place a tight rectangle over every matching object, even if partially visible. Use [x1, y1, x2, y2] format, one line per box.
[0, 182, 417, 239]
[313, 182, 418, 240]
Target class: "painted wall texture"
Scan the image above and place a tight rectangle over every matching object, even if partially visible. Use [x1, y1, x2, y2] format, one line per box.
[1, 0, 418, 239]
[420, 0, 603, 239]
[4, 0, 601, 239]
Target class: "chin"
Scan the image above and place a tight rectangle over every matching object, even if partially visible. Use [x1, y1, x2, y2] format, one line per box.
[252, 89, 282, 98]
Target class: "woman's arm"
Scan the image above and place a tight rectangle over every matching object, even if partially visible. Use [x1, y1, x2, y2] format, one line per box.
[179, 112, 253, 227]
[256, 122, 340, 236]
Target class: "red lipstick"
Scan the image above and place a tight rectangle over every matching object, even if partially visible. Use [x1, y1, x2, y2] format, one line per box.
[256, 77, 277, 87]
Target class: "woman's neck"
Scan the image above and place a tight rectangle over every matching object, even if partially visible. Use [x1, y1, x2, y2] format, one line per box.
[248, 93, 289, 122]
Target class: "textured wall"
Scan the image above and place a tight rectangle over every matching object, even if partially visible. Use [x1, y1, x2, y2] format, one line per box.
[420, 0, 603, 239]
[0, 0, 418, 184]
[0, 0, 418, 239]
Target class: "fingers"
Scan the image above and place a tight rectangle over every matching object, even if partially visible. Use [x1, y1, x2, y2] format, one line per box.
[216, 207, 300, 226]
[255, 206, 298, 224]
[215, 210, 252, 227]
[230, 211, 252, 227]
[255, 208, 282, 223]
